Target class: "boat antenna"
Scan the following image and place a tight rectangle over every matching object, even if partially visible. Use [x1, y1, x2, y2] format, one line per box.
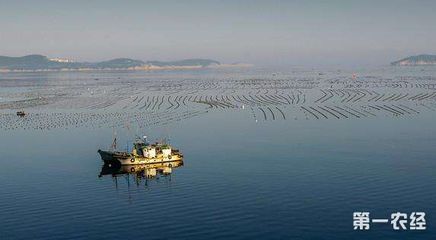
[134, 117, 140, 138]
[125, 120, 135, 140]
[164, 126, 171, 144]
[110, 126, 117, 150]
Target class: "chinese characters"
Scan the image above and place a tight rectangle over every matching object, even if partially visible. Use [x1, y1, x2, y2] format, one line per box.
[353, 212, 426, 230]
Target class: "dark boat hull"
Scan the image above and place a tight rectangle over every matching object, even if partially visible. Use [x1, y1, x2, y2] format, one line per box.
[98, 149, 131, 165]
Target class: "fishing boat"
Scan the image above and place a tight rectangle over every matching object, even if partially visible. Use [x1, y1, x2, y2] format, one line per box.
[98, 136, 183, 166]
[16, 111, 26, 117]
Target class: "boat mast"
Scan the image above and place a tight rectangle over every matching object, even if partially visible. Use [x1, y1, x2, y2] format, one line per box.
[110, 126, 117, 150]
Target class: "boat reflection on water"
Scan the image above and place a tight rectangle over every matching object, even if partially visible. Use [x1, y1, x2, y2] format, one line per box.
[98, 160, 184, 188]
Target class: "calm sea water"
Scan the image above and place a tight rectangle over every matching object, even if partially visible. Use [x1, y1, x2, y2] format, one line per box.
[0, 67, 435, 239]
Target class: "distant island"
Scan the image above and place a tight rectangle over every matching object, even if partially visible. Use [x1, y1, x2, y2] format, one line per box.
[391, 54, 436, 66]
[0, 55, 250, 72]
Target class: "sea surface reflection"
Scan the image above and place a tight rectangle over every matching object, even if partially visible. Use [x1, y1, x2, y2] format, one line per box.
[98, 161, 184, 188]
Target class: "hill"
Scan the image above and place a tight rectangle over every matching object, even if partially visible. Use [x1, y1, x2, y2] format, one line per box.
[146, 59, 220, 67]
[0, 55, 53, 69]
[391, 54, 436, 66]
[94, 58, 145, 69]
[0, 55, 221, 71]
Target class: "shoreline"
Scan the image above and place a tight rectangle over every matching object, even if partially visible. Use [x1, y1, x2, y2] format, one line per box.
[0, 64, 253, 73]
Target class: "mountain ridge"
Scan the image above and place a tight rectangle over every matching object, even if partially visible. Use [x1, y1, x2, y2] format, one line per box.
[0, 54, 222, 71]
[391, 54, 436, 66]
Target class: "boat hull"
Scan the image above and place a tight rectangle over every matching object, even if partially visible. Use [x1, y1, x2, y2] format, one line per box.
[98, 149, 183, 165]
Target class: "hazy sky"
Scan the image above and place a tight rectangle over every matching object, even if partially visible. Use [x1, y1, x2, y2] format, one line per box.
[1, 0, 435, 66]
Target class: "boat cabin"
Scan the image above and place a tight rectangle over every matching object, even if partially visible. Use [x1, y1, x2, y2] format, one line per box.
[131, 140, 172, 158]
